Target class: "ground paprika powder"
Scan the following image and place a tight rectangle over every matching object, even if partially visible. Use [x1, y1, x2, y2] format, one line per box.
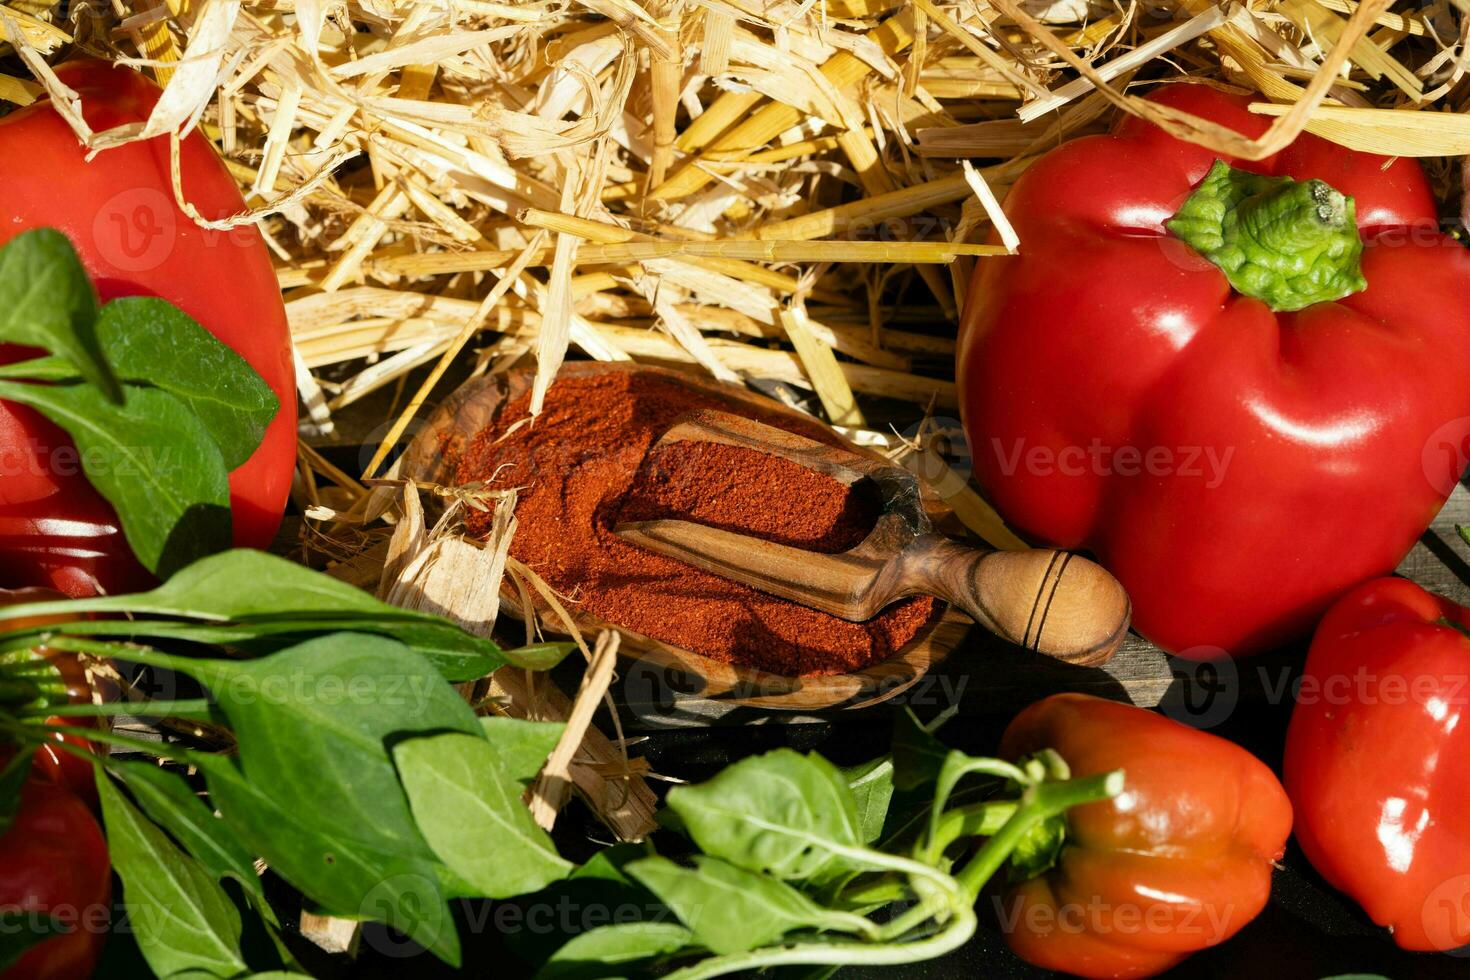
[454, 371, 935, 675]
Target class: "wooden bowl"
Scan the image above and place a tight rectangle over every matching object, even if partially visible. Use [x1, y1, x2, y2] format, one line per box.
[392, 361, 971, 711]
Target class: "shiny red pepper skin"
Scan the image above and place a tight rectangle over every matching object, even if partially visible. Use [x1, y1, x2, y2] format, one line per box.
[957, 83, 1470, 657]
[999, 694, 1293, 978]
[0, 777, 111, 980]
[1283, 577, 1470, 951]
[0, 60, 296, 597]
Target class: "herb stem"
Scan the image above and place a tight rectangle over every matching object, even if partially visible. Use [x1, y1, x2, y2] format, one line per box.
[929, 800, 1018, 853]
[0, 715, 195, 764]
[955, 770, 1123, 902]
[43, 636, 218, 679]
[15, 699, 213, 719]
[659, 903, 977, 980]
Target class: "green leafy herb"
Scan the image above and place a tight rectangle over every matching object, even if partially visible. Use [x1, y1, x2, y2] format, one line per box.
[891, 706, 952, 791]
[0, 549, 522, 681]
[97, 769, 250, 979]
[0, 379, 232, 576]
[537, 921, 696, 980]
[108, 760, 274, 923]
[665, 749, 866, 883]
[627, 855, 875, 955]
[0, 229, 118, 400]
[477, 715, 565, 782]
[395, 731, 573, 898]
[201, 759, 462, 967]
[94, 296, 279, 468]
[0, 228, 285, 576]
[185, 635, 481, 865]
[841, 755, 895, 844]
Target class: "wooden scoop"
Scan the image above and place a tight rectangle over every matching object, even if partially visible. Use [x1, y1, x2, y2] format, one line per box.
[614, 409, 1131, 667]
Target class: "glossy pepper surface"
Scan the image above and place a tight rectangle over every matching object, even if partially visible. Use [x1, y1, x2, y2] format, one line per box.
[957, 83, 1470, 657]
[1284, 577, 1470, 951]
[0, 60, 295, 597]
[0, 777, 111, 980]
[998, 694, 1292, 978]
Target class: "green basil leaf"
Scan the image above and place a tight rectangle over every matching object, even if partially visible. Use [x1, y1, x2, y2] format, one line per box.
[0, 380, 230, 576]
[0, 229, 119, 402]
[201, 757, 461, 968]
[0, 548, 445, 624]
[95, 297, 278, 468]
[891, 707, 950, 791]
[0, 910, 64, 973]
[182, 634, 481, 867]
[501, 642, 577, 671]
[627, 855, 852, 955]
[537, 921, 694, 980]
[841, 755, 894, 844]
[664, 749, 864, 882]
[108, 760, 275, 924]
[395, 732, 572, 898]
[478, 716, 565, 784]
[96, 769, 249, 979]
[0, 550, 518, 681]
[12, 616, 503, 684]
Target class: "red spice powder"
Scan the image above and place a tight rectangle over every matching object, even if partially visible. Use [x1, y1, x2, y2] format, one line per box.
[454, 371, 935, 675]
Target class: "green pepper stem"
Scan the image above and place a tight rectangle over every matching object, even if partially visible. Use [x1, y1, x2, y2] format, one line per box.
[955, 770, 1123, 901]
[1166, 159, 1366, 312]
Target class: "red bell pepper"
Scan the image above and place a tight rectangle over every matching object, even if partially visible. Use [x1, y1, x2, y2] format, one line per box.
[0, 777, 111, 980]
[957, 83, 1470, 657]
[1283, 577, 1470, 951]
[0, 60, 296, 597]
[998, 694, 1292, 978]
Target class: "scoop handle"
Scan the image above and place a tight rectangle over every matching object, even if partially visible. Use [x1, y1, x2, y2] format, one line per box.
[903, 538, 1130, 665]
